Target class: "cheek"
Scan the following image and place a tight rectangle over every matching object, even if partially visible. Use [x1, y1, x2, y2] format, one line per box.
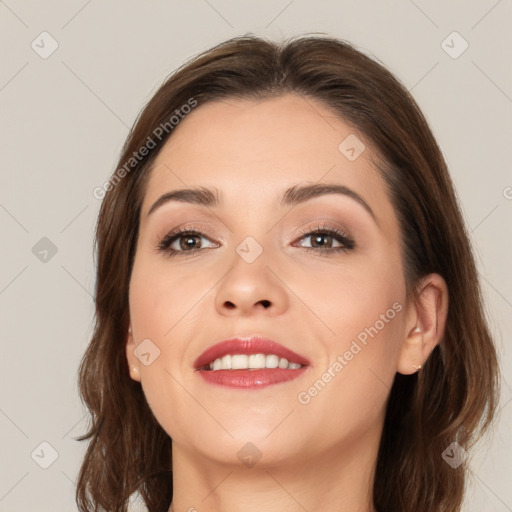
[128, 257, 217, 440]
[299, 245, 405, 412]
[297, 296, 405, 446]
[308, 241, 405, 348]
[129, 256, 207, 342]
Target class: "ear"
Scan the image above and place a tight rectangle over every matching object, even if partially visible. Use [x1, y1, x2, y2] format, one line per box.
[397, 273, 449, 375]
[125, 324, 141, 382]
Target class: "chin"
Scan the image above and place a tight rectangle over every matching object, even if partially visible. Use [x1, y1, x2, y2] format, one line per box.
[178, 424, 307, 468]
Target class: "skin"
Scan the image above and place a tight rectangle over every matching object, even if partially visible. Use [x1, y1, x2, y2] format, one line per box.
[125, 93, 448, 512]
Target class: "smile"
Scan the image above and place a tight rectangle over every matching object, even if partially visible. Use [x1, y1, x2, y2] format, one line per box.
[194, 336, 310, 389]
[206, 353, 304, 371]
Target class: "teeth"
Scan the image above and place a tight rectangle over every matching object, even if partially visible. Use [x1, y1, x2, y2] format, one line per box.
[231, 354, 248, 369]
[249, 354, 266, 369]
[266, 354, 279, 368]
[207, 353, 303, 371]
[220, 354, 232, 370]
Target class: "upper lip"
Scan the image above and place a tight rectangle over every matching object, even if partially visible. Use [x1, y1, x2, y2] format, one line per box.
[193, 336, 311, 369]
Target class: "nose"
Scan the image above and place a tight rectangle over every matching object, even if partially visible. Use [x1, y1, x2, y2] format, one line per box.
[214, 255, 289, 317]
[223, 298, 271, 310]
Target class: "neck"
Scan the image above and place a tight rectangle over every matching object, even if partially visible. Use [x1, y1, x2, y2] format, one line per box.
[168, 424, 380, 512]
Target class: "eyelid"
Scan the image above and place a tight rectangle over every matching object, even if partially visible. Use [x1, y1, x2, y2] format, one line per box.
[159, 220, 351, 241]
[291, 219, 353, 239]
[157, 222, 218, 241]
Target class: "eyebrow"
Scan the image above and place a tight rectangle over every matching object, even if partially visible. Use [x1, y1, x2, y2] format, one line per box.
[147, 183, 377, 224]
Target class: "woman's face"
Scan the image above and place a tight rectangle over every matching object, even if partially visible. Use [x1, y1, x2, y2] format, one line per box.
[126, 93, 412, 468]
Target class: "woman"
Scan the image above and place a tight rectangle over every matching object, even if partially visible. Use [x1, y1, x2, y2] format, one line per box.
[76, 34, 500, 512]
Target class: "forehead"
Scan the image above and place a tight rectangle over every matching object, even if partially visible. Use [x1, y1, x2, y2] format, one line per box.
[140, 94, 394, 224]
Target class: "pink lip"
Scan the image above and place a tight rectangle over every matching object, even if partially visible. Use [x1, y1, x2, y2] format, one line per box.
[193, 337, 310, 369]
[193, 337, 311, 390]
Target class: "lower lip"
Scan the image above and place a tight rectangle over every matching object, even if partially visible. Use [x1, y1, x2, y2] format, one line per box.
[196, 367, 308, 389]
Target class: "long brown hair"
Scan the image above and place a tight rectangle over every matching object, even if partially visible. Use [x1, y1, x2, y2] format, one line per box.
[76, 34, 500, 512]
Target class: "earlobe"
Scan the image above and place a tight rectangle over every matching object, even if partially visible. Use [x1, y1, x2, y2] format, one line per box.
[397, 274, 449, 375]
[397, 326, 424, 375]
[125, 324, 141, 382]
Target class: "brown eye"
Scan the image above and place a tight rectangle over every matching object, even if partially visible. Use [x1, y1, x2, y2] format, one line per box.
[296, 226, 355, 253]
[158, 229, 217, 256]
[306, 232, 336, 249]
[177, 234, 202, 250]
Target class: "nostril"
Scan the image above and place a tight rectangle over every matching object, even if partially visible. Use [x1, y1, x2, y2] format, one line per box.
[223, 300, 270, 309]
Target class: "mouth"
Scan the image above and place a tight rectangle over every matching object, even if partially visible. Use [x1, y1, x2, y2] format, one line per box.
[193, 336, 310, 389]
[203, 354, 304, 371]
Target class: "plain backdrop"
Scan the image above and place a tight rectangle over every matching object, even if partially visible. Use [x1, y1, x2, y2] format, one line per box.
[0, 1, 511, 511]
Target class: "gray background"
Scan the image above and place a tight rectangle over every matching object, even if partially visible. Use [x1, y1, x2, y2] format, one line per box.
[0, 1, 511, 511]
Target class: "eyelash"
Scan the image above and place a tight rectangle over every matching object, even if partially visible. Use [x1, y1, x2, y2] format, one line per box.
[157, 223, 355, 258]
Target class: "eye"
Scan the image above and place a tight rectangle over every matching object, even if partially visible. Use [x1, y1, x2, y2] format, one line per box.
[294, 223, 355, 254]
[157, 227, 218, 257]
[157, 222, 355, 258]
